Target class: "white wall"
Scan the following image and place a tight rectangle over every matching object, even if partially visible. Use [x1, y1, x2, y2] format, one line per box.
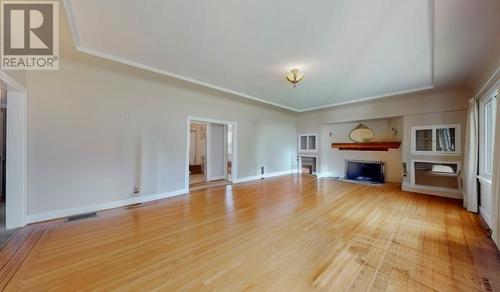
[208, 123, 225, 180]
[5, 5, 297, 218]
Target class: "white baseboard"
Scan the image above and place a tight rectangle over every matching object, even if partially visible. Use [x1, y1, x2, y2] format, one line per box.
[26, 169, 299, 224]
[479, 206, 492, 228]
[315, 172, 337, 178]
[402, 182, 462, 199]
[234, 169, 299, 184]
[26, 188, 188, 224]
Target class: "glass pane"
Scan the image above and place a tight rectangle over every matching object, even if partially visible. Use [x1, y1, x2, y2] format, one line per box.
[308, 136, 316, 150]
[300, 136, 307, 150]
[414, 162, 458, 189]
[485, 101, 494, 174]
[415, 129, 433, 151]
[436, 128, 456, 152]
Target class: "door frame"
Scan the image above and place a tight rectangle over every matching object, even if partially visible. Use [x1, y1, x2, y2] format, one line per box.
[185, 116, 237, 190]
[0, 71, 28, 229]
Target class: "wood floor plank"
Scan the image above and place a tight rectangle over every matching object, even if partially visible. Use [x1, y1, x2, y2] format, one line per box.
[0, 175, 499, 291]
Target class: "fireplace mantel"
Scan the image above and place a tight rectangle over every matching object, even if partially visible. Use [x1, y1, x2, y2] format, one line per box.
[331, 142, 401, 151]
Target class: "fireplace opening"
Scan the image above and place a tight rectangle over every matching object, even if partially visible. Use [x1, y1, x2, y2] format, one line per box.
[300, 156, 317, 175]
[345, 160, 384, 183]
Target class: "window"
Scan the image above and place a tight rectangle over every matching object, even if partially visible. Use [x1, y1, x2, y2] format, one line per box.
[485, 100, 494, 174]
[480, 90, 497, 177]
[415, 129, 432, 151]
[298, 134, 317, 152]
[411, 124, 461, 155]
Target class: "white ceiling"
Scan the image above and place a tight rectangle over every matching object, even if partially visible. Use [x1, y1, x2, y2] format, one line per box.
[65, 0, 499, 112]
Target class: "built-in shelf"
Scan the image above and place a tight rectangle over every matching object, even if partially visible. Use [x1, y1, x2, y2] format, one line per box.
[331, 142, 401, 151]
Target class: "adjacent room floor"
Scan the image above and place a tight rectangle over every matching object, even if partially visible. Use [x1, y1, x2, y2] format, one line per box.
[1, 175, 499, 291]
[0, 202, 17, 248]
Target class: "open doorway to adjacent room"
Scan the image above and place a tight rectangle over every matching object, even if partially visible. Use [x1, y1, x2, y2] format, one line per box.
[187, 117, 237, 191]
[189, 122, 208, 185]
[0, 78, 22, 247]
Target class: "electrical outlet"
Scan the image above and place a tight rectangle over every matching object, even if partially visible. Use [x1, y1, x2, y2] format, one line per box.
[133, 186, 140, 194]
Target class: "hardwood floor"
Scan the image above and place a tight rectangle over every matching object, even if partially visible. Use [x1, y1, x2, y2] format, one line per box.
[1, 175, 499, 291]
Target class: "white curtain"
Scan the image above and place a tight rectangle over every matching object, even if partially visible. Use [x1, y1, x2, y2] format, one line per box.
[437, 128, 454, 151]
[491, 93, 500, 249]
[462, 98, 479, 212]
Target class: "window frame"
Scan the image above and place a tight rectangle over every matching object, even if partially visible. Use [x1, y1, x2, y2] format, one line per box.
[411, 124, 462, 156]
[298, 134, 318, 153]
[479, 89, 497, 178]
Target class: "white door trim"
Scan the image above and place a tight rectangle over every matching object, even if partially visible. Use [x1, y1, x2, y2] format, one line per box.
[0, 71, 28, 229]
[186, 116, 237, 190]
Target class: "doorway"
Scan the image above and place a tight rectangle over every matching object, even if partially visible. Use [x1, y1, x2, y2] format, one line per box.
[0, 79, 20, 246]
[189, 122, 207, 186]
[186, 117, 237, 191]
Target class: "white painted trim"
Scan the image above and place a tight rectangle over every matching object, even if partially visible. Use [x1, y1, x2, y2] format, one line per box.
[233, 169, 298, 184]
[473, 65, 500, 100]
[298, 133, 318, 153]
[223, 124, 228, 178]
[186, 116, 237, 189]
[298, 86, 435, 112]
[315, 172, 336, 178]
[478, 91, 497, 177]
[479, 205, 492, 228]
[477, 175, 492, 185]
[206, 123, 211, 181]
[298, 154, 319, 174]
[26, 188, 188, 224]
[76, 47, 298, 112]
[407, 160, 462, 199]
[0, 72, 26, 93]
[61, 1, 435, 113]
[207, 176, 226, 182]
[0, 71, 28, 229]
[402, 182, 462, 199]
[410, 124, 462, 156]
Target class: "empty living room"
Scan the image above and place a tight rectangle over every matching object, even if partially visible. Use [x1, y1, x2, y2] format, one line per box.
[0, 0, 499, 290]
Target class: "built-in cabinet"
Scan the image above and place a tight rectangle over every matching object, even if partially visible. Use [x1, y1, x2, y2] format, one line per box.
[298, 134, 317, 152]
[403, 124, 462, 198]
[411, 124, 461, 155]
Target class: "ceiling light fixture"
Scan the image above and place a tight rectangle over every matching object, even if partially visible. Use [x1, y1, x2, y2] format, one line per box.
[286, 69, 304, 88]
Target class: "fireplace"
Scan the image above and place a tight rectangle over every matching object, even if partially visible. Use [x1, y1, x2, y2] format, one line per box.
[345, 160, 384, 183]
[300, 156, 317, 175]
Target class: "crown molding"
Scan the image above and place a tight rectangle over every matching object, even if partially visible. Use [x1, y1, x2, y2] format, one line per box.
[62, 0, 435, 113]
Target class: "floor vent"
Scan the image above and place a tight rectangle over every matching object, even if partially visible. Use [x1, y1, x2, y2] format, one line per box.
[126, 202, 158, 209]
[126, 203, 143, 209]
[65, 212, 98, 223]
[481, 277, 493, 292]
